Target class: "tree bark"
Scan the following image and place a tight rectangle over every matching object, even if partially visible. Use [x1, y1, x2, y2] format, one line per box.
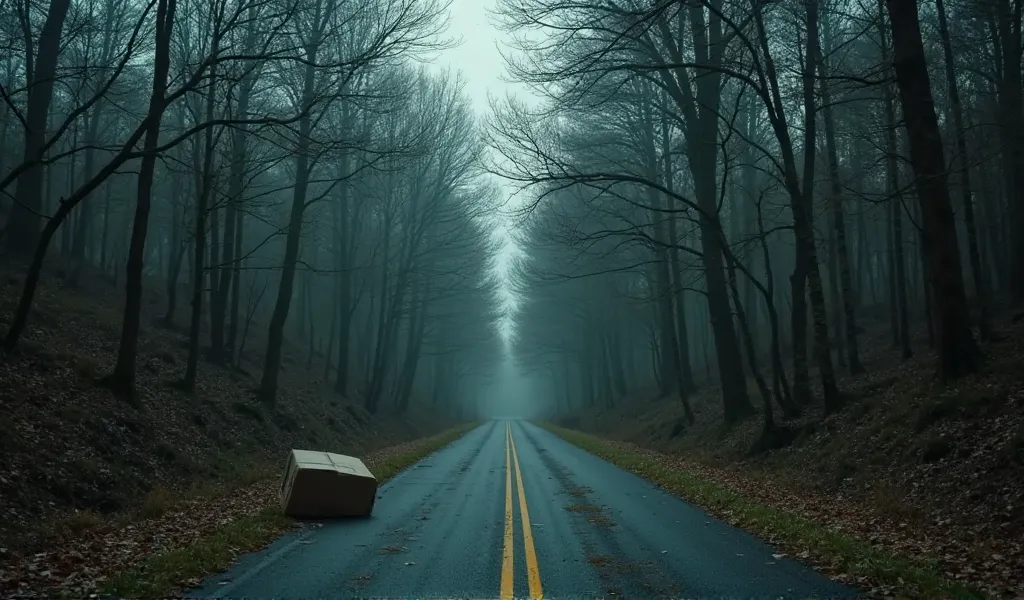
[259, 35, 320, 406]
[654, 1, 752, 422]
[660, 96, 695, 394]
[751, 0, 839, 412]
[885, 0, 980, 378]
[103, 0, 177, 399]
[183, 39, 219, 391]
[211, 65, 252, 362]
[878, 3, 913, 360]
[935, 0, 990, 340]
[818, 46, 864, 374]
[993, 0, 1024, 300]
[5, 0, 72, 255]
[227, 202, 244, 359]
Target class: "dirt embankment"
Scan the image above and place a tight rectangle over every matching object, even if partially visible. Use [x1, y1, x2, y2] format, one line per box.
[562, 312, 1024, 595]
[0, 264, 451, 553]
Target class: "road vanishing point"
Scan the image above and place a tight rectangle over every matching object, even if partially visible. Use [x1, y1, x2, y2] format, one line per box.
[189, 420, 857, 599]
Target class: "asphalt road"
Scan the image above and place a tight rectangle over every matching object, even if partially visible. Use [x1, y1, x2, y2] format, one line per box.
[188, 420, 857, 599]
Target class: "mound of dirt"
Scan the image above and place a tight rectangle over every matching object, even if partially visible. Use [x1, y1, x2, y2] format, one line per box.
[0, 264, 450, 551]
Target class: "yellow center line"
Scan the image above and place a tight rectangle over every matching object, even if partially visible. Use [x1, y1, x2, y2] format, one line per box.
[510, 422, 544, 600]
[501, 422, 515, 600]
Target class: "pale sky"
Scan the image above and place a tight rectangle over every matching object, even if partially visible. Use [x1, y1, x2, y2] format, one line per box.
[431, 0, 552, 414]
[436, 0, 513, 116]
[432, 0, 526, 342]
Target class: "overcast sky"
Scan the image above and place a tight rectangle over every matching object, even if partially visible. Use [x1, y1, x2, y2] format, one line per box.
[436, 0, 512, 116]
[433, 0, 525, 342]
[431, 0, 558, 415]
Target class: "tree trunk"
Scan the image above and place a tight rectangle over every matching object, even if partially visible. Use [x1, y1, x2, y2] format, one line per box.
[366, 211, 394, 412]
[754, 195, 797, 417]
[396, 286, 427, 412]
[71, 105, 105, 281]
[751, 0, 839, 411]
[163, 197, 186, 327]
[655, 1, 751, 421]
[332, 145, 354, 395]
[259, 39, 319, 406]
[879, 7, 914, 360]
[100, 182, 112, 273]
[211, 67, 252, 362]
[62, 125, 79, 272]
[885, 0, 980, 378]
[208, 182, 222, 353]
[103, 0, 177, 399]
[826, 212, 845, 369]
[183, 44, 219, 392]
[661, 99, 695, 394]
[305, 268, 315, 369]
[725, 244, 776, 446]
[935, 0, 990, 340]
[799, 0, 841, 414]
[648, 185, 683, 399]
[334, 265, 353, 395]
[227, 204, 244, 358]
[607, 326, 627, 396]
[993, 0, 1024, 300]
[5, 0, 71, 255]
[819, 49, 863, 374]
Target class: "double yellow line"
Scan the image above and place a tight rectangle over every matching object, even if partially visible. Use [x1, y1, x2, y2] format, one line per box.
[501, 422, 543, 600]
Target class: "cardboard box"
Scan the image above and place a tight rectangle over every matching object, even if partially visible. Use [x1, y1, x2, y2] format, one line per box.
[279, 449, 378, 518]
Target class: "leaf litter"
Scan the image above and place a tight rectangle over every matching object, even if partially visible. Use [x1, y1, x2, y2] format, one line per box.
[0, 266, 460, 598]
[560, 314, 1024, 598]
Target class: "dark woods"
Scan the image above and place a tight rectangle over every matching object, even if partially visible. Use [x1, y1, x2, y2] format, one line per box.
[492, 0, 1021, 446]
[0, 0, 505, 416]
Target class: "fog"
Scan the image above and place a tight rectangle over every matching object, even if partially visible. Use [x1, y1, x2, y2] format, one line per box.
[0, 0, 1004, 435]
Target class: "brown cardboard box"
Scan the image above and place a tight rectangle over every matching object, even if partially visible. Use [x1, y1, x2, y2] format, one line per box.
[279, 449, 378, 518]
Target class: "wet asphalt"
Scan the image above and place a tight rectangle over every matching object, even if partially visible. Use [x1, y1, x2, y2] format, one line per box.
[187, 420, 858, 599]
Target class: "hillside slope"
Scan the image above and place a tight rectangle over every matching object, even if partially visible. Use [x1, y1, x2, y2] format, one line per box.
[562, 314, 1024, 595]
[0, 263, 449, 552]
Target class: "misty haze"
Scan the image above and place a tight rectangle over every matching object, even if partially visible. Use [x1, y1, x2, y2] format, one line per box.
[1, 0, 1022, 598]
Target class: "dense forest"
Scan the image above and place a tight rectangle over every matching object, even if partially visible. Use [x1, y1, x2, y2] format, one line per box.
[498, 0, 1021, 447]
[0, 0, 512, 579]
[0, 0, 505, 416]
[3, 0, 1024, 596]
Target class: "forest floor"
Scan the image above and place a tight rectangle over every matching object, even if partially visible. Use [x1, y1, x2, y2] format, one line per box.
[0, 260, 459, 597]
[561, 310, 1024, 598]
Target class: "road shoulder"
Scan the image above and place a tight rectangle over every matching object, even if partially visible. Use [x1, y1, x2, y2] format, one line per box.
[1, 423, 479, 600]
[543, 422, 990, 600]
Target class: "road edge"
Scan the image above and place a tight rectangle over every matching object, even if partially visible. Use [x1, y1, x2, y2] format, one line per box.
[102, 421, 481, 600]
[540, 422, 991, 600]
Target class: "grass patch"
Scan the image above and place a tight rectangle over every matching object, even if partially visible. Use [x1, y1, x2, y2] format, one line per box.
[103, 507, 291, 599]
[62, 509, 105, 536]
[366, 422, 479, 481]
[139, 486, 175, 519]
[102, 422, 479, 599]
[542, 423, 989, 600]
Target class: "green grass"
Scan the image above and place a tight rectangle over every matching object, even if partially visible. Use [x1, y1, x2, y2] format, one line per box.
[367, 422, 479, 481]
[102, 422, 479, 599]
[543, 423, 991, 600]
[101, 507, 292, 599]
